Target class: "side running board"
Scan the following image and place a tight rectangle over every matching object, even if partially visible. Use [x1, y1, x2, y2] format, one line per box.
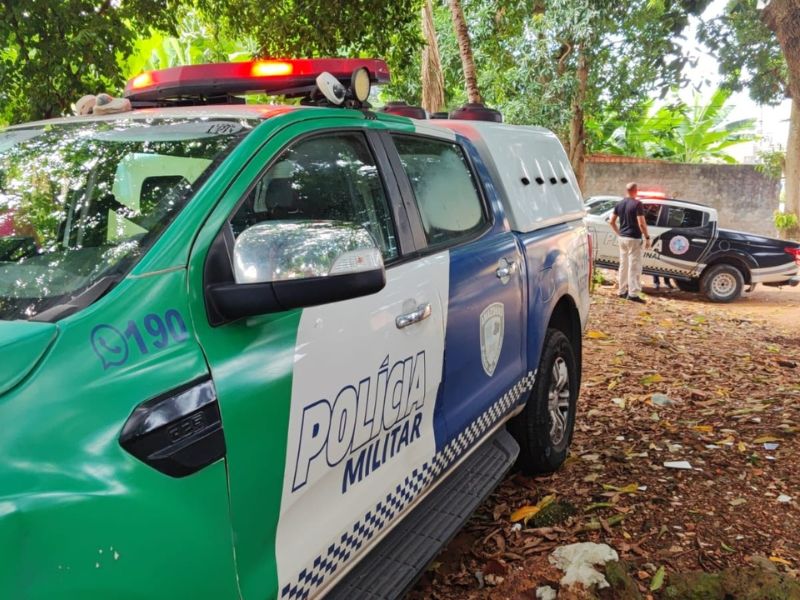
[327, 429, 520, 600]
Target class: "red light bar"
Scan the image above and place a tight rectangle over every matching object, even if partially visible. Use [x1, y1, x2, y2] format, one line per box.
[124, 58, 391, 103]
[785, 246, 800, 266]
[250, 61, 294, 77]
[130, 72, 154, 89]
[636, 190, 667, 199]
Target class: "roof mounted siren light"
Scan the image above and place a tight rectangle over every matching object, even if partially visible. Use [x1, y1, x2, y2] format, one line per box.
[636, 189, 667, 200]
[379, 101, 428, 120]
[449, 102, 503, 123]
[314, 66, 373, 107]
[315, 72, 347, 105]
[123, 59, 390, 106]
[351, 67, 372, 103]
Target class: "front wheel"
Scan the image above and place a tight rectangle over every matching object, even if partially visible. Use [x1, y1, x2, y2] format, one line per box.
[701, 264, 744, 302]
[509, 329, 578, 475]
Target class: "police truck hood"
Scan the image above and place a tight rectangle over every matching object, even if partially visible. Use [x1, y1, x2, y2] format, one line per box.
[0, 320, 57, 395]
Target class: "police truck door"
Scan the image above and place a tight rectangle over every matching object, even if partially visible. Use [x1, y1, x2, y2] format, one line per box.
[189, 121, 449, 600]
[386, 132, 526, 453]
[652, 204, 715, 275]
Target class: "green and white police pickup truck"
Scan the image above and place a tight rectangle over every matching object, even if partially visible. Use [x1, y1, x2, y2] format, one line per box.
[0, 59, 590, 599]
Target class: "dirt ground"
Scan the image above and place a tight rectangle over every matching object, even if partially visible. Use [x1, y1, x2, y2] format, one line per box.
[646, 278, 800, 334]
[408, 276, 800, 599]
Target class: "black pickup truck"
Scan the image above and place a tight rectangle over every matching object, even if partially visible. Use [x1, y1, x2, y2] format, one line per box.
[586, 195, 800, 302]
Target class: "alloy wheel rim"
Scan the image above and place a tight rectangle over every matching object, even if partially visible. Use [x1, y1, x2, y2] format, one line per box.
[548, 356, 571, 446]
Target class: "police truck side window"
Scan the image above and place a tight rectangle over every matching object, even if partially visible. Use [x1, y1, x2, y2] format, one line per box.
[664, 206, 704, 228]
[232, 132, 398, 260]
[642, 204, 661, 226]
[392, 136, 486, 246]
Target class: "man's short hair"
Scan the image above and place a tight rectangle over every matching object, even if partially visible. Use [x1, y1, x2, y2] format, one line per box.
[626, 182, 638, 192]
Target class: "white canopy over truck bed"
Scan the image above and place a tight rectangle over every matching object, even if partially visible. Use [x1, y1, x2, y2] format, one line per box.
[430, 120, 585, 232]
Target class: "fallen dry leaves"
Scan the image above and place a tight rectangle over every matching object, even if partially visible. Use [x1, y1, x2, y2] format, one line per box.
[408, 284, 800, 599]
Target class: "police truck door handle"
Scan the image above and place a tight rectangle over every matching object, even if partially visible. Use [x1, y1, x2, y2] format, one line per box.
[496, 258, 517, 284]
[395, 303, 432, 329]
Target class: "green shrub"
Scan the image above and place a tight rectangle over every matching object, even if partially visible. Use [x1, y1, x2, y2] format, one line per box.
[755, 149, 785, 180]
[590, 268, 609, 293]
[774, 211, 798, 231]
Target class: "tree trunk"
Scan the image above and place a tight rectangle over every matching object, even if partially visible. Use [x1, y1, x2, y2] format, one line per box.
[784, 99, 800, 230]
[448, 0, 482, 104]
[568, 48, 588, 192]
[762, 0, 800, 221]
[421, 0, 445, 114]
[762, 0, 800, 101]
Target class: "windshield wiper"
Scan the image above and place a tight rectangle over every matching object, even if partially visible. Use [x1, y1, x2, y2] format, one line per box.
[31, 275, 123, 322]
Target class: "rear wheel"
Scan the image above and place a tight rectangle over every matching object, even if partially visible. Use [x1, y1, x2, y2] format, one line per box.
[675, 278, 700, 293]
[509, 329, 578, 475]
[701, 264, 744, 302]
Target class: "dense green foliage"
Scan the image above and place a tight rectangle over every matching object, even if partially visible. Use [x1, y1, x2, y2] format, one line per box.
[195, 0, 423, 78]
[383, 3, 466, 110]
[0, 0, 759, 170]
[586, 98, 684, 157]
[755, 148, 786, 179]
[388, 0, 711, 144]
[0, 1, 424, 125]
[698, 0, 787, 105]
[699, 0, 799, 225]
[119, 10, 258, 79]
[774, 210, 798, 230]
[0, 1, 179, 124]
[588, 87, 756, 163]
[390, 0, 716, 187]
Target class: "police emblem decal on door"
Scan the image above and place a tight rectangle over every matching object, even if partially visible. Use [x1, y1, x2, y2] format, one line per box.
[668, 235, 690, 255]
[480, 302, 505, 377]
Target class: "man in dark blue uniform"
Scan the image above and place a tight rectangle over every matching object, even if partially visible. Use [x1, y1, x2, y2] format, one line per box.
[608, 182, 651, 303]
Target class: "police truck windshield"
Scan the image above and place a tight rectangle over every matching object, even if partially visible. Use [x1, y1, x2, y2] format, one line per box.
[0, 118, 255, 321]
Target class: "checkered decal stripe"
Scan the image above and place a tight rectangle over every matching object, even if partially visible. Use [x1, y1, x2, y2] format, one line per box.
[597, 258, 696, 278]
[280, 371, 537, 600]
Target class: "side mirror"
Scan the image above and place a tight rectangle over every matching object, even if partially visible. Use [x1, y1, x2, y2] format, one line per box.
[208, 221, 386, 321]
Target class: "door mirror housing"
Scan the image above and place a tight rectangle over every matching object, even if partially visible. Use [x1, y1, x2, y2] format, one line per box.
[232, 221, 383, 284]
[208, 221, 386, 322]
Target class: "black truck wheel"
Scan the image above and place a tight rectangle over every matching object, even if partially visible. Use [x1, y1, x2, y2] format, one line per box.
[701, 264, 744, 302]
[675, 278, 700, 293]
[509, 328, 578, 475]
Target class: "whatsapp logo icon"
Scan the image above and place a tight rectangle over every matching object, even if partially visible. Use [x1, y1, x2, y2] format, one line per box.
[90, 324, 129, 369]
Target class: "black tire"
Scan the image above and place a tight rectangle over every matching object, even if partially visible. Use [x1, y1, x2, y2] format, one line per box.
[675, 278, 700, 293]
[701, 264, 744, 302]
[508, 329, 578, 475]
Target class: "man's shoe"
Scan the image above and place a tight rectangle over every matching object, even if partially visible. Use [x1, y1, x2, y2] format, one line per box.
[618, 292, 628, 299]
[628, 295, 646, 304]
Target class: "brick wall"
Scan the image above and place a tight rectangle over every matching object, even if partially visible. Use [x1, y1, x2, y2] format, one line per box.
[584, 161, 781, 237]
